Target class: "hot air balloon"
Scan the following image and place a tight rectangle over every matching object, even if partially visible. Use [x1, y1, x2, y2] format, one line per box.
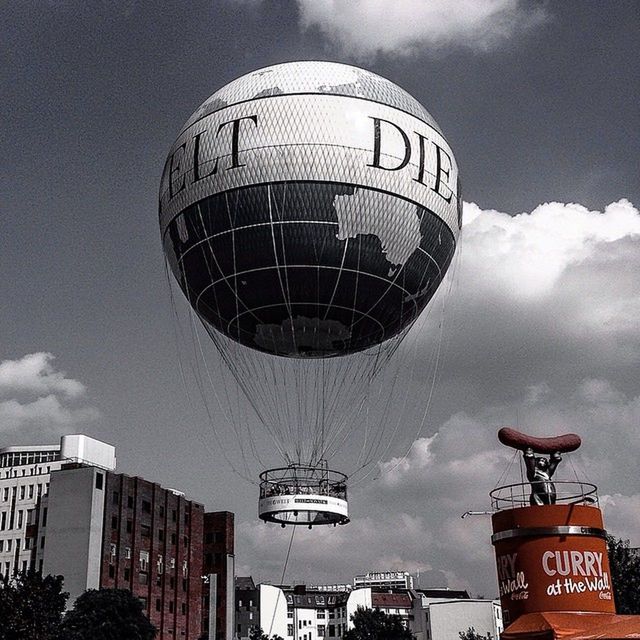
[160, 61, 461, 527]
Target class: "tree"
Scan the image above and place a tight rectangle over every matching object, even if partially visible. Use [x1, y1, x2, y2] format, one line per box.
[459, 628, 489, 640]
[57, 588, 157, 640]
[343, 607, 414, 640]
[0, 570, 68, 640]
[248, 627, 284, 640]
[607, 535, 640, 614]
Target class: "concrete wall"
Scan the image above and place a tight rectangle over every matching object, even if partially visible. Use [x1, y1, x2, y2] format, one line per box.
[346, 588, 372, 629]
[428, 600, 503, 640]
[43, 466, 105, 607]
[259, 584, 289, 639]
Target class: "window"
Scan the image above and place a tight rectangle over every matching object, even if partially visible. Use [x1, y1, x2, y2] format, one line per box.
[20, 486, 25, 500]
[127, 495, 134, 508]
[2, 488, 8, 501]
[139, 572, 148, 585]
[108, 565, 115, 578]
[0, 512, 5, 530]
[125, 547, 131, 559]
[110, 543, 117, 561]
[171, 533, 177, 545]
[0, 540, 3, 551]
[156, 599, 162, 612]
[40, 536, 45, 549]
[183, 536, 188, 548]
[172, 509, 177, 522]
[139, 550, 149, 571]
[169, 601, 174, 613]
[6, 540, 12, 552]
[17, 510, 23, 528]
[157, 555, 164, 575]
[42, 507, 47, 527]
[124, 567, 130, 580]
[317, 612, 325, 619]
[141, 524, 151, 538]
[318, 625, 325, 637]
[288, 624, 294, 637]
[28, 485, 34, 499]
[112, 491, 119, 504]
[142, 500, 151, 514]
[111, 516, 118, 530]
[182, 578, 187, 592]
[159, 506, 165, 518]
[181, 602, 186, 615]
[95, 473, 103, 490]
[126, 519, 132, 533]
[158, 529, 164, 542]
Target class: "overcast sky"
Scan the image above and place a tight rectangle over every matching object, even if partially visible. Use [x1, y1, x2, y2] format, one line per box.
[2, 0, 639, 596]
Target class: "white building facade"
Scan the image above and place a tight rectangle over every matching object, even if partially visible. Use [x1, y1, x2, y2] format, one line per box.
[0, 435, 115, 580]
[259, 584, 350, 640]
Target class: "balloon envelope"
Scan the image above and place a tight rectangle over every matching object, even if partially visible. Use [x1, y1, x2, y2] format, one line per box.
[160, 61, 461, 357]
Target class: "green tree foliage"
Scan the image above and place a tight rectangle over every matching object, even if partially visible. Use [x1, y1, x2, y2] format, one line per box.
[0, 570, 68, 640]
[607, 535, 640, 614]
[343, 607, 414, 640]
[248, 627, 284, 640]
[58, 588, 157, 640]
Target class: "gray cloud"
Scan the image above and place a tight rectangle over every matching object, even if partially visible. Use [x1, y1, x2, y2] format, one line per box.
[295, 0, 548, 58]
[0, 353, 100, 436]
[237, 198, 640, 595]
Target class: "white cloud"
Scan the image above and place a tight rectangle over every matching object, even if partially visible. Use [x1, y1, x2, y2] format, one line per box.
[296, 0, 547, 57]
[0, 352, 85, 398]
[0, 353, 99, 436]
[237, 198, 640, 596]
[0, 395, 100, 432]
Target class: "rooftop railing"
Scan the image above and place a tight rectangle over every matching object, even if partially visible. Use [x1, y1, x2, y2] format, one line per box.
[490, 481, 599, 511]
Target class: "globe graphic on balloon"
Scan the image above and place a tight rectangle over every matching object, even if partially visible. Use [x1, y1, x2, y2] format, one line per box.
[160, 61, 462, 357]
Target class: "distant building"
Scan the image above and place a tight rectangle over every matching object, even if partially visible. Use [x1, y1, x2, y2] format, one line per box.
[0, 435, 116, 579]
[346, 588, 413, 628]
[253, 581, 501, 640]
[259, 584, 350, 640]
[353, 570, 414, 590]
[235, 576, 259, 640]
[410, 591, 503, 640]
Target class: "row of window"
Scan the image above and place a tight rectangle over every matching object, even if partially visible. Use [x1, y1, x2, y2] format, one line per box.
[285, 623, 339, 638]
[1, 483, 48, 502]
[111, 491, 190, 525]
[2, 466, 52, 478]
[109, 516, 190, 547]
[0, 508, 38, 531]
[0, 534, 45, 553]
[0, 451, 58, 468]
[287, 609, 345, 620]
[108, 544, 189, 576]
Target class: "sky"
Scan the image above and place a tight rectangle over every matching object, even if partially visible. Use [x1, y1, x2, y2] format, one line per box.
[2, 0, 639, 596]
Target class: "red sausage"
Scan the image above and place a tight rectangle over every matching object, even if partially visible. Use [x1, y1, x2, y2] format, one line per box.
[498, 427, 581, 454]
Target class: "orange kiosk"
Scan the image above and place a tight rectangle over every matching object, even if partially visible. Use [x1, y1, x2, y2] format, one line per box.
[491, 428, 639, 639]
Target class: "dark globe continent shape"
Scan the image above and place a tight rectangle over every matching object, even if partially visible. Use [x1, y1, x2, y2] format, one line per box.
[164, 182, 456, 357]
